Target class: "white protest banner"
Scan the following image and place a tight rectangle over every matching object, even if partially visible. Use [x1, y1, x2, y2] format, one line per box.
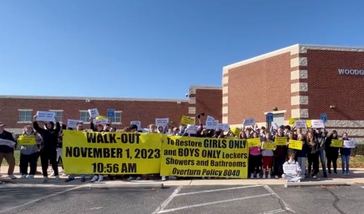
[0, 139, 16, 148]
[36, 111, 56, 122]
[271, 122, 279, 130]
[343, 140, 356, 148]
[283, 163, 298, 175]
[217, 123, 230, 132]
[294, 120, 307, 129]
[67, 119, 82, 129]
[185, 125, 198, 135]
[311, 119, 325, 128]
[243, 118, 256, 127]
[88, 108, 99, 119]
[205, 115, 217, 130]
[130, 121, 142, 130]
[155, 118, 169, 129]
[95, 115, 109, 125]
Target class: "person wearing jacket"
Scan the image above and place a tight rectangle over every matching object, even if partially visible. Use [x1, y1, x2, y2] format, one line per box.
[340, 132, 354, 175]
[307, 130, 319, 178]
[325, 130, 339, 174]
[33, 116, 60, 182]
[0, 122, 17, 179]
[295, 133, 309, 178]
[18, 125, 41, 179]
[316, 129, 328, 177]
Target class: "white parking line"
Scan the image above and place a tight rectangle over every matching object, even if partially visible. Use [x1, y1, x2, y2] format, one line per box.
[152, 186, 182, 214]
[0, 185, 85, 214]
[158, 193, 272, 213]
[175, 185, 261, 196]
[263, 185, 295, 213]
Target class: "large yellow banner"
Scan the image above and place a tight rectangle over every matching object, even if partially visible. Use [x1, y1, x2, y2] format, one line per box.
[160, 136, 249, 178]
[62, 130, 162, 175]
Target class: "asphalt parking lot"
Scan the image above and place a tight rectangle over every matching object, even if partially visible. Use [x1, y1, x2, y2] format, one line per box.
[1, 184, 364, 214]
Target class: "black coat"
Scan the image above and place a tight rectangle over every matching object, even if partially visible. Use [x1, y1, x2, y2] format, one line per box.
[33, 121, 60, 151]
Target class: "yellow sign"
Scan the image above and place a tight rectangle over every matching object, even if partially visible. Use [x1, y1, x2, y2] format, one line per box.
[274, 137, 287, 146]
[230, 127, 241, 137]
[331, 139, 343, 148]
[62, 130, 162, 175]
[17, 135, 36, 145]
[306, 120, 312, 128]
[161, 136, 249, 178]
[288, 118, 296, 125]
[180, 115, 196, 125]
[247, 138, 261, 147]
[288, 140, 303, 150]
[262, 141, 276, 150]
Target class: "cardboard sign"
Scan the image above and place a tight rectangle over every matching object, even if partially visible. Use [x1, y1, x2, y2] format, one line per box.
[283, 163, 298, 174]
[67, 119, 82, 129]
[17, 135, 36, 145]
[288, 140, 303, 150]
[130, 121, 142, 130]
[295, 120, 307, 129]
[95, 115, 110, 125]
[262, 141, 276, 150]
[180, 115, 195, 125]
[275, 137, 287, 146]
[331, 139, 343, 148]
[88, 108, 99, 119]
[230, 127, 241, 136]
[247, 138, 261, 147]
[36, 111, 56, 122]
[311, 120, 325, 128]
[185, 125, 198, 135]
[155, 118, 169, 129]
[217, 123, 230, 132]
[243, 118, 256, 127]
[306, 120, 312, 128]
[343, 140, 356, 148]
[205, 116, 218, 130]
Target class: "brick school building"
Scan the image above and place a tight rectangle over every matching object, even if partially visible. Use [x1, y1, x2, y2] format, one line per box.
[0, 86, 221, 133]
[223, 44, 364, 142]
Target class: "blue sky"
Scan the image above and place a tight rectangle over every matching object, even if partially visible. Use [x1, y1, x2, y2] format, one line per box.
[1, 0, 363, 99]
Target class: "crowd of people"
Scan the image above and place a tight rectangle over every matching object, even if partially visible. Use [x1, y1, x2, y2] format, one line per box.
[0, 114, 357, 183]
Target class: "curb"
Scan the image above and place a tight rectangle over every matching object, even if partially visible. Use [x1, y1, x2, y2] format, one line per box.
[285, 181, 351, 188]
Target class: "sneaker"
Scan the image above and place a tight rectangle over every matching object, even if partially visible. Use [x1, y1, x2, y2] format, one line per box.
[8, 175, 17, 179]
[161, 176, 167, 181]
[262, 174, 266, 179]
[268, 174, 271, 179]
[256, 174, 260, 179]
[136, 176, 142, 180]
[21, 174, 27, 179]
[274, 175, 279, 179]
[312, 175, 317, 179]
[127, 176, 135, 181]
[65, 177, 75, 183]
[27, 175, 34, 179]
[250, 173, 254, 179]
[90, 175, 98, 182]
[97, 175, 103, 182]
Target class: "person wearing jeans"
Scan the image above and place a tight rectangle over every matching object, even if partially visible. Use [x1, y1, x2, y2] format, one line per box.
[296, 134, 308, 178]
[340, 132, 353, 175]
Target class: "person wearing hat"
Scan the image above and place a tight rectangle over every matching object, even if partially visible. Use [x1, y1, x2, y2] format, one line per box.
[0, 122, 17, 179]
[33, 116, 61, 182]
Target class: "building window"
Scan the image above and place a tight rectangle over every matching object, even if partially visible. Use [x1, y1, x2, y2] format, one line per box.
[49, 110, 63, 122]
[107, 110, 122, 124]
[80, 110, 89, 122]
[18, 109, 33, 123]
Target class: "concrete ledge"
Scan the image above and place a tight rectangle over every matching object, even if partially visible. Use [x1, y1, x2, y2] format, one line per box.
[285, 181, 351, 188]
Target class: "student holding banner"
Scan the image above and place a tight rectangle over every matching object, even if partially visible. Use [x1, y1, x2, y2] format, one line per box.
[0, 122, 17, 179]
[273, 128, 288, 178]
[261, 132, 274, 179]
[18, 125, 41, 179]
[248, 132, 262, 179]
[295, 133, 309, 178]
[307, 130, 319, 178]
[33, 116, 61, 182]
[325, 130, 340, 174]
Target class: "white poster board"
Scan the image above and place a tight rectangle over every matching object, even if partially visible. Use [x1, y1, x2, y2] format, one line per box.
[243, 118, 256, 127]
[36, 111, 56, 122]
[283, 163, 298, 175]
[130, 121, 142, 130]
[311, 119, 325, 128]
[185, 125, 198, 135]
[295, 120, 307, 129]
[217, 123, 230, 132]
[343, 140, 356, 148]
[155, 118, 169, 129]
[205, 116, 217, 130]
[88, 108, 99, 119]
[67, 119, 82, 129]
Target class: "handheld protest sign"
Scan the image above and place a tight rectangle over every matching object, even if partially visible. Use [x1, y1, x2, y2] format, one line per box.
[217, 123, 230, 132]
[331, 139, 343, 148]
[283, 164, 297, 175]
[205, 116, 216, 129]
[311, 120, 325, 128]
[95, 115, 109, 125]
[262, 141, 276, 150]
[288, 118, 296, 126]
[17, 135, 36, 146]
[274, 137, 287, 146]
[185, 125, 198, 135]
[88, 108, 99, 119]
[288, 140, 303, 150]
[294, 120, 307, 129]
[247, 138, 261, 147]
[306, 120, 312, 128]
[36, 111, 56, 122]
[130, 121, 142, 130]
[343, 140, 356, 148]
[155, 118, 169, 129]
[67, 119, 82, 129]
[243, 118, 256, 127]
[180, 115, 195, 125]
